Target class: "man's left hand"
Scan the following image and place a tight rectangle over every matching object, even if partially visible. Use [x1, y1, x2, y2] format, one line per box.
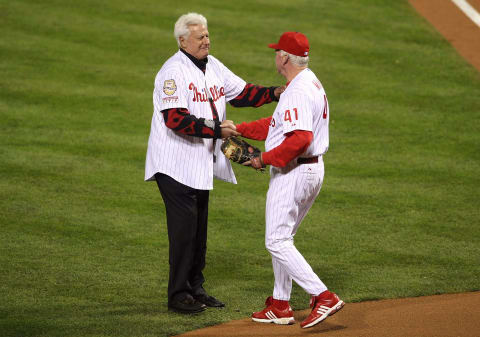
[274, 85, 286, 99]
[243, 152, 265, 170]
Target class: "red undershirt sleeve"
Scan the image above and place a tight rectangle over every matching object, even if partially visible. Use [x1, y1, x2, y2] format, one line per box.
[262, 130, 313, 168]
[236, 117, 271, 141]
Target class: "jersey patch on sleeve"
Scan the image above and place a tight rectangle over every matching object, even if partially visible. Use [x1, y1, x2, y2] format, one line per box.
[163, 79, 177, 96]
[162, 96, 179, 104]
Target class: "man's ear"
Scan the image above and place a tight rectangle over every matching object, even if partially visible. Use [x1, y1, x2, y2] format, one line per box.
[179, 36, 186, 49]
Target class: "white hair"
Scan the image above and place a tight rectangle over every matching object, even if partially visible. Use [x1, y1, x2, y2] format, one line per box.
[174, 13, 208, 47]
[279, 50, 309, 67]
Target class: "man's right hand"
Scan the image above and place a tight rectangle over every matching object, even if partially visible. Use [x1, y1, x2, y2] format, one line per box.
[220, 120, 240, 138]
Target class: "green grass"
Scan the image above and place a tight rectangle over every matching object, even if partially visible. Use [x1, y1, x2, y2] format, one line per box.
[1, 0, 480, 336]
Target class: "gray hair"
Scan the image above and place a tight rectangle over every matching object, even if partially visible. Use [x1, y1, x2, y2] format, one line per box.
[174, 13, 208, 47]
[279, 50, 309, 68]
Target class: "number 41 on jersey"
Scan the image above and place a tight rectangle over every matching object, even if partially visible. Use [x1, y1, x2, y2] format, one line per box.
[284, 95, 328, 122]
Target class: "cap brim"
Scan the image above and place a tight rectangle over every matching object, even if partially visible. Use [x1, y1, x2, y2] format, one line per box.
[268, 43, 280, 50]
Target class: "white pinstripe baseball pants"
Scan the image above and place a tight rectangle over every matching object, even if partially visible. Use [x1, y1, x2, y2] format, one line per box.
[265, 159, 328, 301]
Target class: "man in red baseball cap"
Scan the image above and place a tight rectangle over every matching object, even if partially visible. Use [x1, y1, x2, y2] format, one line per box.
[236, 32, 344, 329]
[267, 32, 312, 82]
[268, 31, 310, 57]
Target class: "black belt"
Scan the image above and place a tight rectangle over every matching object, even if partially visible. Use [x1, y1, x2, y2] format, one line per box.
[297, 156, 318, 164]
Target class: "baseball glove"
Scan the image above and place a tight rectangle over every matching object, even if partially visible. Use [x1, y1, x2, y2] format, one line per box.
[221, 137, 264, 170]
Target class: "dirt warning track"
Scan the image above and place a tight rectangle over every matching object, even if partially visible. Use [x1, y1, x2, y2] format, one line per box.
[409, 0, 480, 72]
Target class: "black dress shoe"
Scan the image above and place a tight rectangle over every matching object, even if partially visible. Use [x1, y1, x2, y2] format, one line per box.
[168, 294, 206, 314]
[193, 293, 225, 308]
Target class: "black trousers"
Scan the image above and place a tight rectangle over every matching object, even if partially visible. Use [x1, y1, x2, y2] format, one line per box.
[154, 173, 209, 304]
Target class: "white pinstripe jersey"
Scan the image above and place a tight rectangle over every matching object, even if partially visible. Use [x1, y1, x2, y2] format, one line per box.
[265, 68, 329, 158]
[145, 51, 246, 189]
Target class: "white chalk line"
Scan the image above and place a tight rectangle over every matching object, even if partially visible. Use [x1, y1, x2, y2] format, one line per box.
[451, 0, 480, 28]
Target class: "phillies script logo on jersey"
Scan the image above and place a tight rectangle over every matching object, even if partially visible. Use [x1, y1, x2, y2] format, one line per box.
[189, 83, 225, 102]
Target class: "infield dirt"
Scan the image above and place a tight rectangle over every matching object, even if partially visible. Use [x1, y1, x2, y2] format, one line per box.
[178, 292, 480, 337]
[176, 1, 480, 336]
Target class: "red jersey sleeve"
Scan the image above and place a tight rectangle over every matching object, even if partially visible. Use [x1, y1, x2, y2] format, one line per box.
[262, 130, 313, 167]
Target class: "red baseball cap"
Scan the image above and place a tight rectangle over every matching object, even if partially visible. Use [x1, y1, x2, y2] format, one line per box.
[268, 32, 309, 57]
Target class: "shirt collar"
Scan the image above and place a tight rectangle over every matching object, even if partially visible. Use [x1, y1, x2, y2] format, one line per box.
[180, 49, 208, 73]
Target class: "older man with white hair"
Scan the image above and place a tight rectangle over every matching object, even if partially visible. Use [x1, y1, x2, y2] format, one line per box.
[236, 31, 344, 328]
[145, 13, 284, 314]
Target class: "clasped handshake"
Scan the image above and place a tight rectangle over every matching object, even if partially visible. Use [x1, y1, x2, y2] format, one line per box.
[219, 120, 240, 139]
[219, 86, 285, 170]
[220, 122, 264, 171]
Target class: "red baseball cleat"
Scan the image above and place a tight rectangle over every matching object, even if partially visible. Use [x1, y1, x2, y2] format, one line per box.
[301, 290, 344, 328]
[252, 296, 295, 325]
